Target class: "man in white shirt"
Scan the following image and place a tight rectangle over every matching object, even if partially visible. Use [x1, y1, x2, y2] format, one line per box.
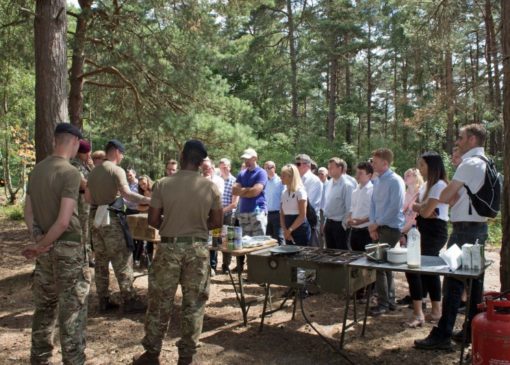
[318, 167, 328, 247]
[415, 123, 489, 350]
[323, 157, 356, 250]
[347, 162, 374, 251]
[295, 154, 323, 246]
[202, 158, 224, 276]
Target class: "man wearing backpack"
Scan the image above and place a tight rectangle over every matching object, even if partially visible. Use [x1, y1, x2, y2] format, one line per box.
[415, 123, 497, 350]
[323, 157, 356, 250]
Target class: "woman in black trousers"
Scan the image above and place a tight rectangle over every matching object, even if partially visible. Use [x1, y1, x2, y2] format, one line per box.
[405, 152, 449, 327]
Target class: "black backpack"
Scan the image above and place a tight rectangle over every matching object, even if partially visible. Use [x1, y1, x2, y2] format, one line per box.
[306, 199, 318, 227]
[464, 155, 501, 218]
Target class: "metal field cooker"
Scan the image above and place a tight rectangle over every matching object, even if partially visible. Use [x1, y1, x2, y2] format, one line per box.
[247, 247, 376, 348]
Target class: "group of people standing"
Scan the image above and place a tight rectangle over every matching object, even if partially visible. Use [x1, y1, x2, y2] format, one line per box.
[21, 122, 492, 364]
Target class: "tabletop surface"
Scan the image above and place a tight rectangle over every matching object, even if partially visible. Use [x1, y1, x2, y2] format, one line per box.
[349, 255, 490, 279]
[209, 239, 278, 256]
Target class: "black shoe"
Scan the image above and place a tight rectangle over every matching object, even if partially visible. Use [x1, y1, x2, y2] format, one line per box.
[389, 303, 397, 311]
[414, 329, 453, 350]
[397, 295, 412, 305]
[452, 329, 471, 344]
[88, 260, 95, 268]
[232, 265, 244, 274]
[123, 296, 147, 314]
[369, 305, 389, 316]
[132, 351, 160, 365]
[99, 297, 119, 313]
[221, 265, 230, 274]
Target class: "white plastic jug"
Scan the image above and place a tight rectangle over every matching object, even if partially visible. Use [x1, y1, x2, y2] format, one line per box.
[407, 225, 421, 268]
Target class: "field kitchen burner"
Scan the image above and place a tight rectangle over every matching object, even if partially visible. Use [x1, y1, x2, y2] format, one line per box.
[247, 247, 376, 349]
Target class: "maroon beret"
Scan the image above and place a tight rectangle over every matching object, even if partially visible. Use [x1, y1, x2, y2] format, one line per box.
[78, 140, 91, 154]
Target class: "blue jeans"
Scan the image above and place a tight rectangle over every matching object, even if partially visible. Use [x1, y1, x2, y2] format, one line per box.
[434, 223, 488, 338]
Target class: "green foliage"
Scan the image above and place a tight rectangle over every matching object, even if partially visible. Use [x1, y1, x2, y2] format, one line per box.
[1, 204, 24, 221]
[487, 216, 502, 247]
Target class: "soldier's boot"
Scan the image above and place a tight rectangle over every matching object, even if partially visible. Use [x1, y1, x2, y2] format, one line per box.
[30, 357, 52, 365]
[177, 356, 199, 365]
[123, 296, 147, 314]
[132, 351, 160, 365]
[98, 297, 119, 313]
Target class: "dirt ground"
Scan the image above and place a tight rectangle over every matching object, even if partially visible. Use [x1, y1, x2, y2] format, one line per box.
[0, 215, 502, 365]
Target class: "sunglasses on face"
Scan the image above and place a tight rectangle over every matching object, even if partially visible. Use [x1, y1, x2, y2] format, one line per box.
[295, 162, 302, 167]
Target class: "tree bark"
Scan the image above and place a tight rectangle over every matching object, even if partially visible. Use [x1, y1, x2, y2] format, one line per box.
[366, 22, 373, 145]
[34, 0, 68, 162]
[500, 0, 510, 291]
[286, 0, 298, 125]
[445, 50, 455, 152]
[345, 33, 352, 144]
[69, 0, 93, 129]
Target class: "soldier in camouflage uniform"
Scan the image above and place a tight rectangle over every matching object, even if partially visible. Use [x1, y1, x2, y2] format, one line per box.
[71, 139, 94, 267]
[133, 140, 223, 365]
[22, 123, 91, 365]
[85, 139, 150, 314]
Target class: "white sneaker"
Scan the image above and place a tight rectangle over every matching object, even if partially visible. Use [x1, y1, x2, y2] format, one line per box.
[210, 268, 216, 277]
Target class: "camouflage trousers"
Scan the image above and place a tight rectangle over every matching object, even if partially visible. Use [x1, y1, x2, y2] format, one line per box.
[31, 240, 91, 365]
[78, 195, 91, 256]
[142, 241, 210, 357]
[90, 213, 135, 302]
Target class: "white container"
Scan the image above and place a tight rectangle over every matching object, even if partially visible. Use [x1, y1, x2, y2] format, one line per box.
[462, 244, 473, 270]
[387, 247, 407, 264]
[407, 226, 421, 268]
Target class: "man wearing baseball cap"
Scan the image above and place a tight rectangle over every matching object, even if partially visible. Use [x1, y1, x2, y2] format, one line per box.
[86, 139, 150, 314]
[22, 123, 91, 364]
[232, 148, 268, 272]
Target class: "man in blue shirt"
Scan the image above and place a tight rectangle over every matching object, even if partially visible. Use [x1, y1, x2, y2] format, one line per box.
[264, 160, 284, 245]
[232, 148, 268, 272]
[368, 148, 405, 316]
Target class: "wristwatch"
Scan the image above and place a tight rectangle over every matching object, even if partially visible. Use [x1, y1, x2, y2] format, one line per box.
[288, 227, 293, 232]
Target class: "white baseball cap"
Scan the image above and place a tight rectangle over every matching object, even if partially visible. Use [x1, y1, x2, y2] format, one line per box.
[241, 148, 258, 159]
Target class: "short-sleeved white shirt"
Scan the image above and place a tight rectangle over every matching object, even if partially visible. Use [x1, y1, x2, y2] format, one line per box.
[281, 186, 307, 215]
[418, 180, 449, 221]
[350, 181, 373, 228]
[451, 147, 487, 222]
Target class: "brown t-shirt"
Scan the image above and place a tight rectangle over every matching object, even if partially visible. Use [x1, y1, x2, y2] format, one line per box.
[150, 170, 222, 239]
[87, 160, 128, 205]
[27, 156, 81, 235]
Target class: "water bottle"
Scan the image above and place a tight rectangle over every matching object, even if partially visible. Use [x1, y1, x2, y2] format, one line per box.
[407, 225, 421, 268]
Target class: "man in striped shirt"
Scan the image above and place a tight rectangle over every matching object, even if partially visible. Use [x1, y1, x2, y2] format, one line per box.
[219, 158, 239, 273]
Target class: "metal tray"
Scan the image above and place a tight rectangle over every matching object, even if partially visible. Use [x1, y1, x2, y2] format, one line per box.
[269, 245, 301, 254]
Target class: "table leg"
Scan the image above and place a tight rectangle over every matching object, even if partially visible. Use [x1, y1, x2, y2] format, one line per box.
[459, 278, 474, 365]
[340, 288, 352, 349]
[362, 283, 372, 337]
[259, 283, 271, 332]
[228, 269, 248, 326]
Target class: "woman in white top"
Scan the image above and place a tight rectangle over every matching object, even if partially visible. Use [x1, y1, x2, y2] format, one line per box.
[404, 152, 449, 328]
[279, 164, 311, 246]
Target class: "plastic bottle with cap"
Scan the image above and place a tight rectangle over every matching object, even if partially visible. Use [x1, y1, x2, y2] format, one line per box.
[407, 225, 421, 268]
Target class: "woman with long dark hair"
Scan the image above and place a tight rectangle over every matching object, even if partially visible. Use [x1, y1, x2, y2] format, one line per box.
[405, 152, 449, 327]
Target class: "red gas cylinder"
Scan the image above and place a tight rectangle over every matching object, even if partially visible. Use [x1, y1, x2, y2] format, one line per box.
[472, 292, 510, 365]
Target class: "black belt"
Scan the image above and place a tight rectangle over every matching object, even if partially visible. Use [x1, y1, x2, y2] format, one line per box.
[268, 210, 280, 214]
[160, 236, 207, 244]
[380, 225, 399, 231]
[350, 226, 369, 231]
[452, 221, 486, 229]
[326, 219, 342, 224]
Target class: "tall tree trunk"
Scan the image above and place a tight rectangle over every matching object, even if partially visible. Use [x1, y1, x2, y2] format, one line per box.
[327, 58, 338, 142]
[445, 50, 455, 152]
[34, 0, 68, 162]
[366, 22, 372, 145]
[286, 0, 298, 125]
[392, 52, 398, 142]
[484, 0, 497, 154]
[401, 56, 409, 149]
[345, 33, 352, 144]
[69, 0, 93, 129]
[500, 0, 510, 291]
